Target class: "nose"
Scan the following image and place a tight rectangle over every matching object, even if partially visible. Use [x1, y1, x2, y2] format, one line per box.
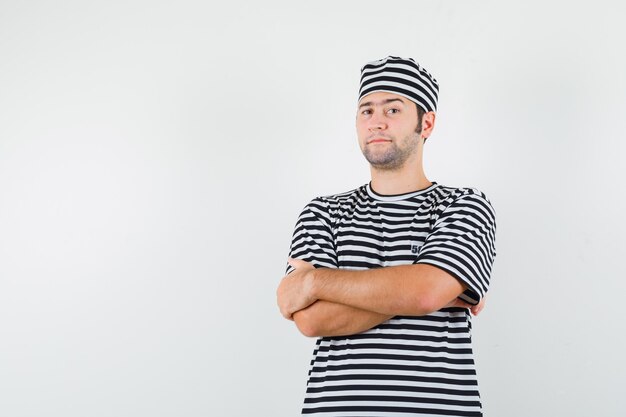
[368, 110, 387, 131]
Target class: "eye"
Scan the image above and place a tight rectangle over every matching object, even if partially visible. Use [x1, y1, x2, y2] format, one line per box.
[361, 109, 372, 115]
[387, 108, 400, 114]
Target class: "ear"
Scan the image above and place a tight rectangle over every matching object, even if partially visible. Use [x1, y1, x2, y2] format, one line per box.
[421, 112, 436, 140]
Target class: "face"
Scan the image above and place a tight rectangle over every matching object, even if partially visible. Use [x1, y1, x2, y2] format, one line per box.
[356, 91, 422, 171]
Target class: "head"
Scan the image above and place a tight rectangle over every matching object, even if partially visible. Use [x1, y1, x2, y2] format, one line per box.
[356, 56, 438, 171]
[357, 91, 435, 170]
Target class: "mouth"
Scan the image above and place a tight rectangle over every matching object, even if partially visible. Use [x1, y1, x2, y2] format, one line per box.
[367, 138, 392, 144]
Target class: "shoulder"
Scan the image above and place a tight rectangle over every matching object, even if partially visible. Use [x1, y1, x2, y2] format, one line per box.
[433, 184, 496, 224]
[433, 184, 494, 206]
[308, 184, 368, 210]
[317, 184, 367, 203]
[299, 184, 368, 221]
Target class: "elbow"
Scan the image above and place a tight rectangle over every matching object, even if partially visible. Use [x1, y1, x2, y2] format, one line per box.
[293, 309, 320, 337]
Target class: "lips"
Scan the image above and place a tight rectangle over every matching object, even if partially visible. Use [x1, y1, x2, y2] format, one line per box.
[368, 138, 391, 144]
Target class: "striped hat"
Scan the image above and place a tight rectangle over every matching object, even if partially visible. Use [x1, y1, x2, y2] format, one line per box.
[359, 56, 440, 113]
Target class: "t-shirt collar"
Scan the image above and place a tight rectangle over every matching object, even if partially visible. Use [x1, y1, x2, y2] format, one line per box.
[366, 181, 438, 201]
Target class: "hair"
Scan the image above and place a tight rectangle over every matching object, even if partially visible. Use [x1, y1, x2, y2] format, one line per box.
[415, 103, 426, 142]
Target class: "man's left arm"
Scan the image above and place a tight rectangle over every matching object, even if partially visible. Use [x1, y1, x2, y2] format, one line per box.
[278, 190, 497, 319]
[278, 260, 466, 319]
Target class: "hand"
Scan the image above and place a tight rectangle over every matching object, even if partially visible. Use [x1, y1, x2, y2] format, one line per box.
[276, 258, 317, 320]
[445, 296, 486, 316]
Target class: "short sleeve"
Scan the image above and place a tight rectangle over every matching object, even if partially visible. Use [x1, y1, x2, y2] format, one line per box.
[414, 190, 497, 304]
[285, 198, 338, 275]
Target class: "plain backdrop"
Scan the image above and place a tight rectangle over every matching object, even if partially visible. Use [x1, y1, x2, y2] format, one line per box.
[1, 1, 625, 416]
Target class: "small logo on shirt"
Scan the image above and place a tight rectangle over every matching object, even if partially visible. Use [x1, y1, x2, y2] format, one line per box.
[411, 244, 419, 254]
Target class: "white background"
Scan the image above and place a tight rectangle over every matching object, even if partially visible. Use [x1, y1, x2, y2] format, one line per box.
[1, 1, 625, 416]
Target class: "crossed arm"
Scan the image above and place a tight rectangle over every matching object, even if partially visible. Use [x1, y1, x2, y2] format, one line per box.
[277, 258, 485, 338]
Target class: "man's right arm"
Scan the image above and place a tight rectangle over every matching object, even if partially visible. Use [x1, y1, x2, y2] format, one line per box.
[291, 289, 486, 338]
[285, 197, 393, 337]
[292, 300, 393, 338]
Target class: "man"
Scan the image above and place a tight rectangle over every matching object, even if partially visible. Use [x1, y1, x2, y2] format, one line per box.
[277, 56, 497, 417]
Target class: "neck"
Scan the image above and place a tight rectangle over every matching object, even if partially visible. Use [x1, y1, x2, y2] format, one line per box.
[372, 168, 432, 195]
[369, 152, 431, 196]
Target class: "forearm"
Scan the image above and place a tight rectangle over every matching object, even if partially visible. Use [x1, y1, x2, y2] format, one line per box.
[310, 263, 465, 316]
[293, 300, 393, 337]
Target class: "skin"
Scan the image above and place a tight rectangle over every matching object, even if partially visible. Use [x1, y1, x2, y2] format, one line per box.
[277, 91, 486, 337]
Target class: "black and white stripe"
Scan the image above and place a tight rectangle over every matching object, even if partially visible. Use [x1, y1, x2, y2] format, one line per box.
[286, 182, 497, 416]
[359, 56, 440, 113]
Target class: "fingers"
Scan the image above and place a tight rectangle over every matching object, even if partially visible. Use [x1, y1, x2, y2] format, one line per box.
[446, 297, 486, 316]
[276, 293, 294, 320]
[279, 258, 315, 321]
[471, 304, 483, 316]
[280, 307, 293, 320]
[470, 298, 486, 316]
[276, 277, 299, 321]
[446, 298, 473, 309]
[288, 257, 314, 270]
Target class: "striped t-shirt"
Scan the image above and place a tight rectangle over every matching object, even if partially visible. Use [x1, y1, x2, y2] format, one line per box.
[286, 181, 497, 417]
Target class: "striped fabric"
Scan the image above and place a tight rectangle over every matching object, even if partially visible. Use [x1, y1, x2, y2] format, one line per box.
[359, 56, 440, 113]
[286, 182, 497, 416]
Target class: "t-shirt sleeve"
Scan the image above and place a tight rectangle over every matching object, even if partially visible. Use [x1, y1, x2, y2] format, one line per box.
[285, 197, 338, 275]
[414, 190, 497, 304]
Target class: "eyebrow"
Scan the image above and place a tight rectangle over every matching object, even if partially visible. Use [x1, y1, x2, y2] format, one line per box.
[358, 97, 405, 109]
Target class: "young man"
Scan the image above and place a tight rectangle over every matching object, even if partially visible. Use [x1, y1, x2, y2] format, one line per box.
[277, 56, 497, 416]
